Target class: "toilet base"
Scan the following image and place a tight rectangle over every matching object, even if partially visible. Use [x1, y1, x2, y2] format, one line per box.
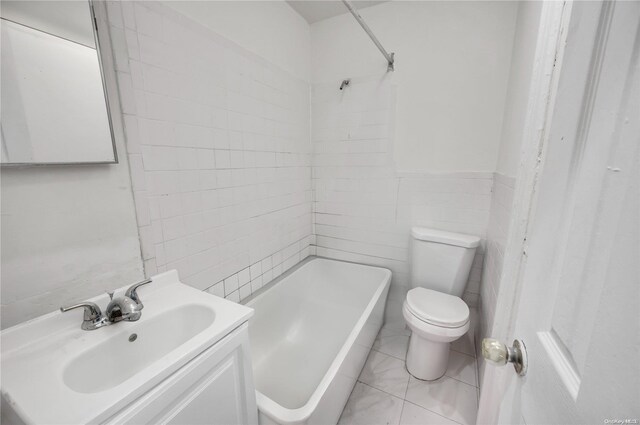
[406, 333, 451, 380]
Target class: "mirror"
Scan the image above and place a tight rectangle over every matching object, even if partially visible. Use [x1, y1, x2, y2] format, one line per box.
[0, 0, 117, 165]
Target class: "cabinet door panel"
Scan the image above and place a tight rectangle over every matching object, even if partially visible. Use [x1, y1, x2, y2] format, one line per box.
[103, 324, 257, 425]
[160, 355, 242, 425]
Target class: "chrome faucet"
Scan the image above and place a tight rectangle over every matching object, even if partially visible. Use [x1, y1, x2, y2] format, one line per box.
[106, 278, 150, 322]
[60, 279, 152, 330]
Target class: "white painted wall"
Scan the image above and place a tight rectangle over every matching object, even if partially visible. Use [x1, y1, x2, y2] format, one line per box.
[477, 1, 543, 385]
[161, 1, 311, 82]
[107, 1, 313, 302]
[0, 3, 144, 329]
[496, 1, 543, 178]
[311, 1, 518, 173]
[0, 166, 144, 328]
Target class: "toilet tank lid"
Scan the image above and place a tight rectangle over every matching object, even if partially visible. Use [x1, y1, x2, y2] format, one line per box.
[411, 227, 480, 248]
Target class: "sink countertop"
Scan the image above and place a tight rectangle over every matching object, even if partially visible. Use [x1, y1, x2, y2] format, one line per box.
[0, 270, 254, 425]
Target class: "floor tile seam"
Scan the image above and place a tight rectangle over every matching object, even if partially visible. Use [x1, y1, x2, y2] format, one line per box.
[447, 350, 479, 386]
[441, 372, 479, 389]
[356, 379, 409, 401]
[401, 399, 467, 425]
[450, 347, 477, 358]
[397, 399, 409, 425]
[371, 346, 408, 361]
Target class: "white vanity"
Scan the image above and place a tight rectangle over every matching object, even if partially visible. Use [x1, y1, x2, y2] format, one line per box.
[0, 270, 258, 424]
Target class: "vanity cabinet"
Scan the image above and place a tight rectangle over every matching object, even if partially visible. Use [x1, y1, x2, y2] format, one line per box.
[102, 323, 257, 425]
[1, 271, 256, 425]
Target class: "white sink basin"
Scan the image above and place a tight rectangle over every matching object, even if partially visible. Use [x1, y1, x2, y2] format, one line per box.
[1, 270, 253, 425]
[64, 304, 216, 394]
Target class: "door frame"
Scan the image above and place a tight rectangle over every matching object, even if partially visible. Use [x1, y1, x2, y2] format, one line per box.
[476, 1, 573, 423]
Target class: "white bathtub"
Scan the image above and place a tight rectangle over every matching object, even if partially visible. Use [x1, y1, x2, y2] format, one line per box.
[246, 257, 391, 425]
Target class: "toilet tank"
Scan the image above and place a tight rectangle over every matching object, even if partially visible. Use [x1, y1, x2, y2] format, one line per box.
[410, 227, 480, 297]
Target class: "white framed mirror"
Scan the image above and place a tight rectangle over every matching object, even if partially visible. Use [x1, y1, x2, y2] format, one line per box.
[0, 0, 117, 165]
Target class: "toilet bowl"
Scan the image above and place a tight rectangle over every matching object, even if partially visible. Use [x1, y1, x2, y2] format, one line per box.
[403, 288, 470, 380]
[403, 227, 479, 380]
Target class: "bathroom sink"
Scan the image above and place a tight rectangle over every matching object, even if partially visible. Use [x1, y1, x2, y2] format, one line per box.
[0, 270, 253, 425]
[64, 304, 216, 393]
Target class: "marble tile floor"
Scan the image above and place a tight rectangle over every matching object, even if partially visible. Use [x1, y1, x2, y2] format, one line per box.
[338, 314, 479, 425]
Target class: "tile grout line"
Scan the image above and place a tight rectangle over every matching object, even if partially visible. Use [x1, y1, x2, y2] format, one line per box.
[397, 401, 406, 425]
[370, 345, 408, 360]
[402, 399, 467, 425]
[405, 375, 476, 425]
[355, 380, 468, 425]
[472, 327, 481, 406]
[443, 373, 479, 389]
[356, 380, 405, 402]
[451, 346, 477, 358]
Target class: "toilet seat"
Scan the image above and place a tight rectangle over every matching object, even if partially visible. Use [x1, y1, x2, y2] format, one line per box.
[405, 288, 469, 328]
[402, 301, 469, 343]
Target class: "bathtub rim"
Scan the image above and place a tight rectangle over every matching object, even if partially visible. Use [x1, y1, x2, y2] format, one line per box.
[244, 256, 392, 425]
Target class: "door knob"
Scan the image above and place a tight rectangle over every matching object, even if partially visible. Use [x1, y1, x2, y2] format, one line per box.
[481, 338, 528, 376]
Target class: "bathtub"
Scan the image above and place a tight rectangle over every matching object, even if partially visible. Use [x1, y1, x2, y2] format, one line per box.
[246, 257, 391, 425]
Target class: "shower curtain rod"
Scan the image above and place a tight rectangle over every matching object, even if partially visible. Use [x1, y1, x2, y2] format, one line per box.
[341, 0, 395, 71]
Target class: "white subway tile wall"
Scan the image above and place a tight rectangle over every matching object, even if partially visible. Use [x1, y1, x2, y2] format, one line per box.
[107, 2, 312, 302]
[312, 77, 492, 322]
[477, 172, 515, 383]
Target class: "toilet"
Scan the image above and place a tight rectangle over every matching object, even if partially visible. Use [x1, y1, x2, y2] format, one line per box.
[403, 227, 480, 380]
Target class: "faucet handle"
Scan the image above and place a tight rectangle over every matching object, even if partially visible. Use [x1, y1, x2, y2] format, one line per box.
[60, 302, 102, 320]
[125, 278, 152, 307]
[60, 302, 108, 330]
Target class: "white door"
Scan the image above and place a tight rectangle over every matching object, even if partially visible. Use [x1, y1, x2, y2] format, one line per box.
[479, 1, 639, 424]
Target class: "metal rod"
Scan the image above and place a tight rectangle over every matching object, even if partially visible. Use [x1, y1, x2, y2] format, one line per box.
[341, 0, 394, 71]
